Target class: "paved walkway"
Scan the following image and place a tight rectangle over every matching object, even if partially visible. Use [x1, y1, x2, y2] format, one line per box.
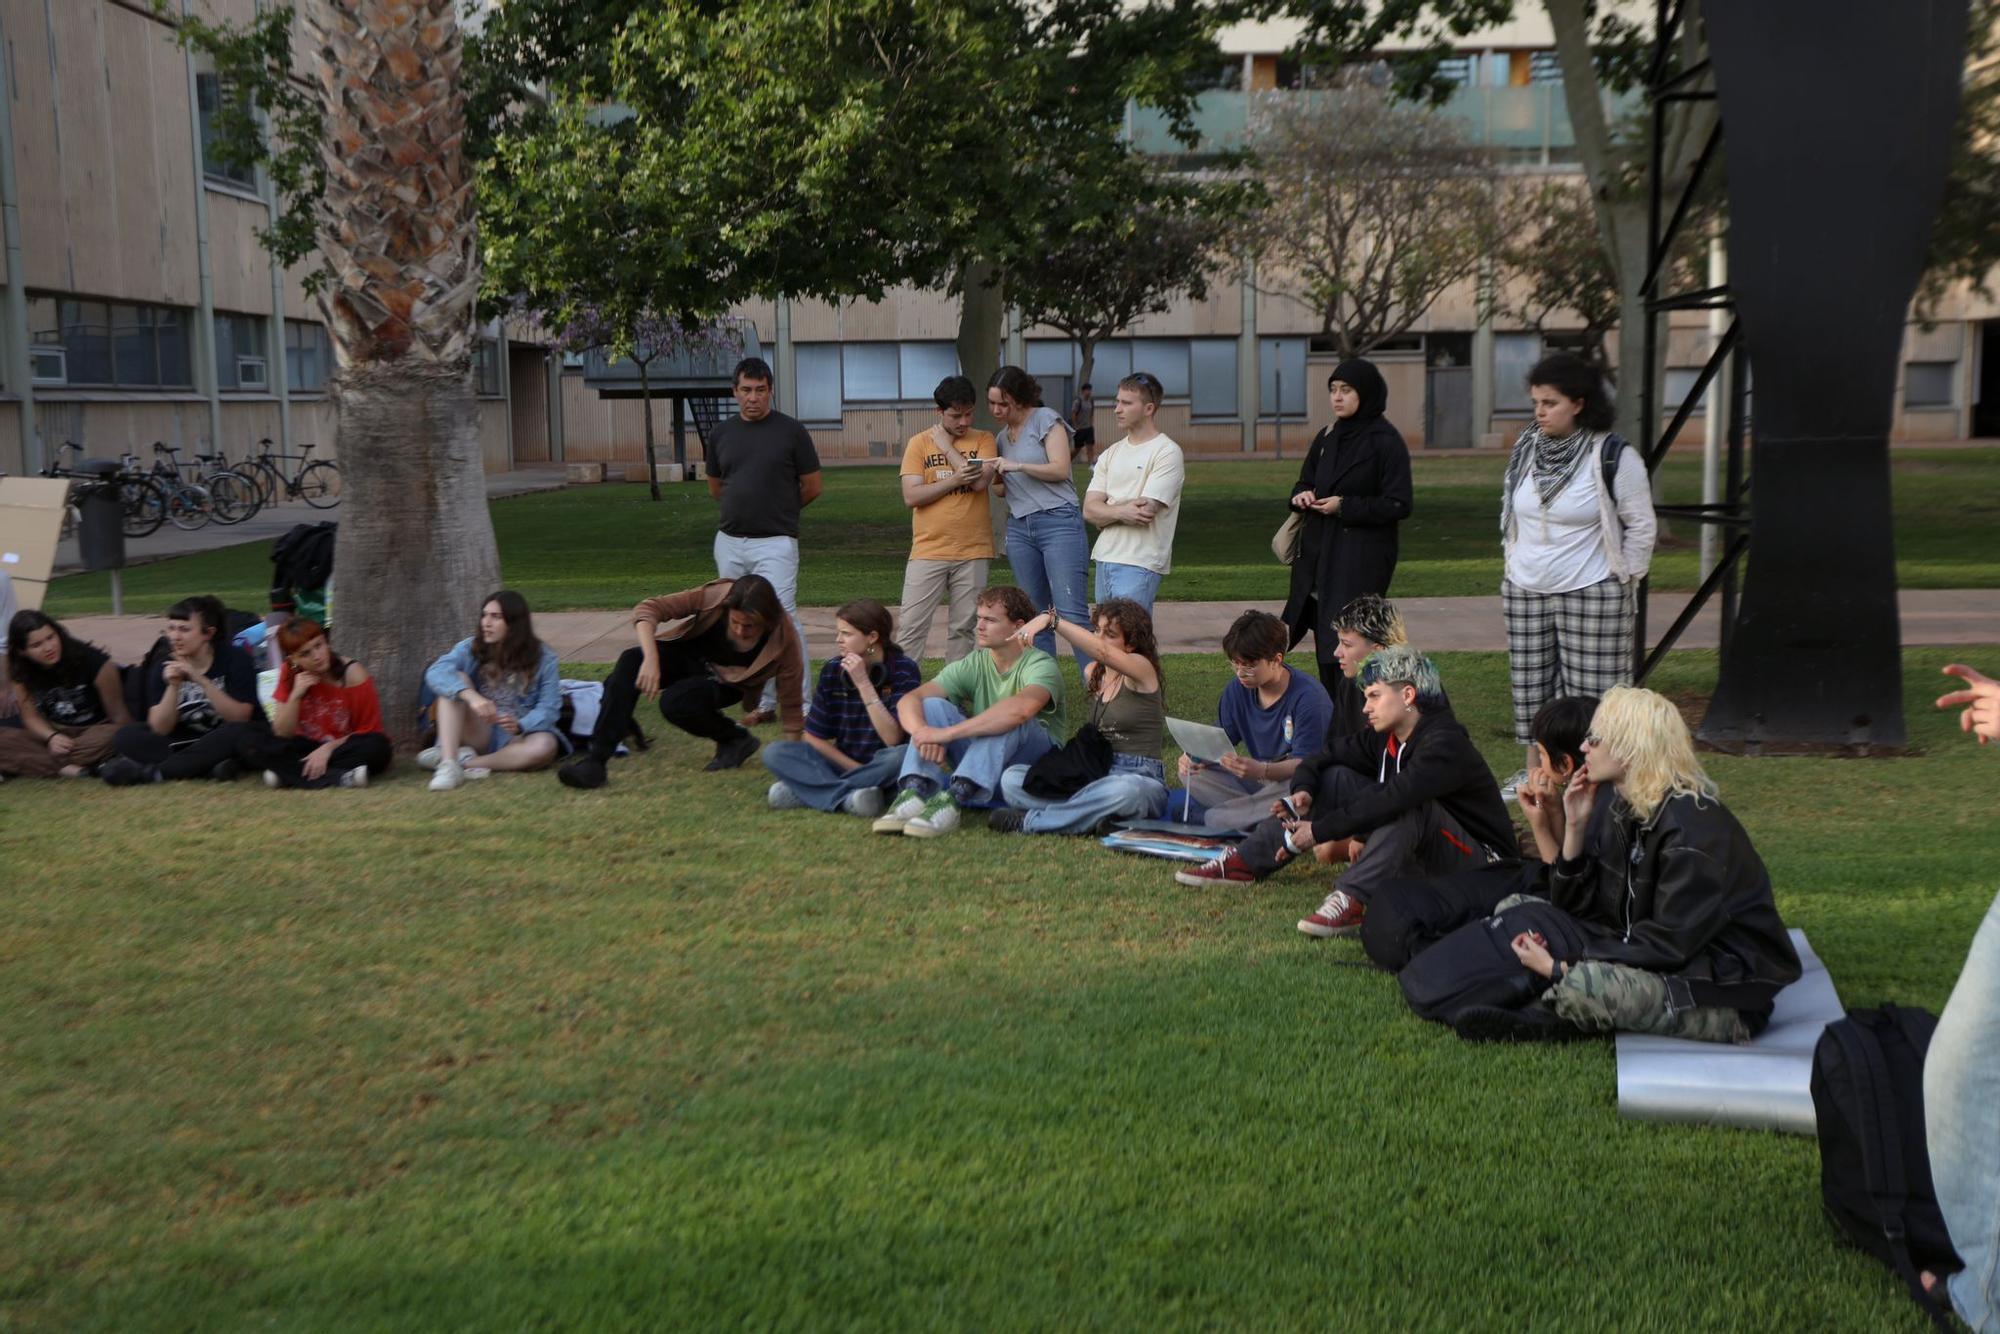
[56, 588, 2000, 665]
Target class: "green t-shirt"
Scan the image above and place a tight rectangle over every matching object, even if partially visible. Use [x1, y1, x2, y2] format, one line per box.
[931, 646, 1063, 720]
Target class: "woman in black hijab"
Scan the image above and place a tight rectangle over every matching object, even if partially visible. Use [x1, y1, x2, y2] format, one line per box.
[1279, 358, 1414, 729]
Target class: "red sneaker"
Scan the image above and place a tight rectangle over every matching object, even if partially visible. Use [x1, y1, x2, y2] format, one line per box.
[1298, 888, 1366, 937]
[1175, 850, 1258, 887]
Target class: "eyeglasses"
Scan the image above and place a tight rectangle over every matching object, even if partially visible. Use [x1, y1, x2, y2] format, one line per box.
[1229, 660, 1271, 677]
[1583, 732, 1601, 747]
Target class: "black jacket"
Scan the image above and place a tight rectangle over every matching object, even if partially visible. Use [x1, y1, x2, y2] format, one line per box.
[1550, 793, 1802, 1015]
[1280, 418, 1413, 658]
[1289, 707, 1514, 855]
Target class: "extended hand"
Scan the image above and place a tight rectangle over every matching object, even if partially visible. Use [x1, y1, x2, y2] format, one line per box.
[636, 656, 662, 700]
[1938, 663, 2000, 745]
[1216, 753, 1259, 780]
[1012, 614, 1053, 645]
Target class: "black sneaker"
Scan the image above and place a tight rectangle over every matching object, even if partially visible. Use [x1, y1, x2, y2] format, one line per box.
[988, 808, 1025, 833]
[1451, 1004, 1592, 1044]
[704, 732, 761, 772]
[558, 754, 609, 790]
[100, 756, 157, 787]
[210, 758, 241, 782]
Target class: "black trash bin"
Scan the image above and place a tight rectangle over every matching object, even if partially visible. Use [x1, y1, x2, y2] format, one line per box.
[75, 483, 126, 572]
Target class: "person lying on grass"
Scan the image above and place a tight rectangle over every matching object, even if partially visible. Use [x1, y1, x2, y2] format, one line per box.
[1175, 647, 1517, 940]
[872, 584, 1062, 839]
[1450, 685, 1802, 1045]
[102, 594, 262, 786]
[249, 617, 391, 790]
[560, 575, 805, 791]
[0, 610, 130, 779]
[1173, 609, 1332, 831]
[420, 590, 564, 792]
[760, 597, 920, 817]
[990, 597, 1167, 836]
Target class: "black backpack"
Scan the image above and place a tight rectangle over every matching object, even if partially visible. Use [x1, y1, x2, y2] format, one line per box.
[1809, 1005, 1962, 1329]
[1397, 899, 1591, 1025]
[1360, 862, 1526, 973]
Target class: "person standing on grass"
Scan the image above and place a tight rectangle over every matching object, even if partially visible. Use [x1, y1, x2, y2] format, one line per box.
[1082, 371, 1185, 613]
[992, 598, 1168, 836]
[1070, 381, 1096, 463]
[761, 598, 920, 817]
[988, 366, 1092, 677]
[1280, 359, 1413, 723]
[897, 375, 997, 664]
[558, 575, 804, 791]
[1174, 609, 1332, 831]
[708, 356, 821, 724]
[1499, 352, 1656, 800]
[250, 617, 392, 790]
[872, 585, 1062, 839]
[101, 595, 263, 786]
[420, 591, 565, 792]
[1174, 647, 1514, 947]
[0, 610, 130, 779]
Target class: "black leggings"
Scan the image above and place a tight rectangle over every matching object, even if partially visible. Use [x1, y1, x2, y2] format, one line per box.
[113, 721, 264, 780]
[589, 644, 747, 759]
[247, 732, 393, 788]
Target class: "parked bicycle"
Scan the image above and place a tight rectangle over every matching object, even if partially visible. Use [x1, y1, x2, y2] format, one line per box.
[240, 438, 340, 509]
[42, 440, 170, 538]
[129, 444, 214, 531]
[155, 441, 261, 525]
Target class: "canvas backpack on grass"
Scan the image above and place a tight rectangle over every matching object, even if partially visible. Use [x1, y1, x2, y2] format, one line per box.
[1397, 899, 1590, 1025]
[1809, 1004, 1961, 1330]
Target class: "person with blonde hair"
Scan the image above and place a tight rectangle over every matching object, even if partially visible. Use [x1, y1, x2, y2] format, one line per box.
[1450, 684, 1802, 1044]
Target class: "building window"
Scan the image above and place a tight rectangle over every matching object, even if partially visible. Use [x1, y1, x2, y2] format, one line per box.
[1529, 51, 1564, 84]
[286, 320, 332, 393]
[214, 313, 269, 391]
[795, 344, 842, 423]
[474, 338, 502, 396]
[29, 295, 193, 390]
[196, 71, 257, 188]
[1137, 339, 1191, 398]
[1493, 332, 1543, 412]
[1663, 367, 1711, 411]
[898, 343, 959, 401]
[841, 343, 901, 402]
[1190, 338, 1238, 418]
[1906, 361, 1957, 409]
[1259, 337, 1308, 418]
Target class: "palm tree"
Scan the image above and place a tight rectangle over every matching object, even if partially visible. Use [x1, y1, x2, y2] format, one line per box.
[308, 0, 500, 744]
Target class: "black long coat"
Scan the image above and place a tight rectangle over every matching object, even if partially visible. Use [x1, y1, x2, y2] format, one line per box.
[1280, 417, 1414, 661]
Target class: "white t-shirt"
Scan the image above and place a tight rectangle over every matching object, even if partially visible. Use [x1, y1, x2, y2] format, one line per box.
[1087, 434, 1187, 575]
[1505, 467, 1615, 594]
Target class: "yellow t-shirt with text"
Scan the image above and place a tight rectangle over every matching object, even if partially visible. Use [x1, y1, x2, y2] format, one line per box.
[901, 427, 998, 562]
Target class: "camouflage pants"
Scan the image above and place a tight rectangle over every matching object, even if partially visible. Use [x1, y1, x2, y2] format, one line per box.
[1495, 894, 1750, 1044]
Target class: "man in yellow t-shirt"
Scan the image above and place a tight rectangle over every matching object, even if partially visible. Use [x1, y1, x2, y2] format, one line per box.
[897, 374, 998, 663]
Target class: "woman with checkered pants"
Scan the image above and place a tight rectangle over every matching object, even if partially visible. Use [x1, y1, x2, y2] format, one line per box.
[1498, 354, 1656, 796]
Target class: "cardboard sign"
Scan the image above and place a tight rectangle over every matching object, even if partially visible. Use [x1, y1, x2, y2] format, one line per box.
[0, 476, 72, 611]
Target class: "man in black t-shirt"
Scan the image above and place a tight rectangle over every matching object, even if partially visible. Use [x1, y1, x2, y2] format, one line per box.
[707, 356, 821, 721]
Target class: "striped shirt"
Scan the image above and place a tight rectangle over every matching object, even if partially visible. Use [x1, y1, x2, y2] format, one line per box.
[804, 652, 922, 761]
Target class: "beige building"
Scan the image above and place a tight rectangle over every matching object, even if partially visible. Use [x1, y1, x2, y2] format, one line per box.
[5, 3, 1993, 483]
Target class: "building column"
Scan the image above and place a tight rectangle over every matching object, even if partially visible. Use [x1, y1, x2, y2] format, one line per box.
[1471, 255, 1495, 448]
[495, 318, 515, 470]
[179, 13, 222, 452]
[1238, 259, 1259, 453]
[1006, 305, 1026, 368]
[546, 354, 565, 463]
[0, 1, 37, 472]
[774, 294, 796, 417]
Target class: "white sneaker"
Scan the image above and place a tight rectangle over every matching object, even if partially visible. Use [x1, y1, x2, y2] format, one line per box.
[429, 759, 465, 791]
[1499, 768, 1529, 803]
[902, 791, 962, 838]
[263, 769, 283, 789]
[767, 781, 804, 810]
[841, 787, 886, 818]
[338, 768, 369, 789]
[417, 745, 476, 771]
[872, 789, 927, 834]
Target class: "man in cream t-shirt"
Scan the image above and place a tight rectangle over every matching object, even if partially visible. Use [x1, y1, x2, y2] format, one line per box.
[897, 375, 998, 662]
[1083, 370, 1186, 611]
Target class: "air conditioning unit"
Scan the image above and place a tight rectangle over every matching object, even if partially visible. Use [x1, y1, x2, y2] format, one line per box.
[236, 356, 268, 389]
[31, 346, 66, 384]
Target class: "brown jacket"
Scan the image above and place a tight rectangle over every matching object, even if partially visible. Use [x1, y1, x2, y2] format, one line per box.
[632, 579, 806, 737]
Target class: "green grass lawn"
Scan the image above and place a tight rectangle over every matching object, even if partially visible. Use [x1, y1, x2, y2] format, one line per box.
[45, 448, 2000, 616]
[5, 648, 1995, 1328]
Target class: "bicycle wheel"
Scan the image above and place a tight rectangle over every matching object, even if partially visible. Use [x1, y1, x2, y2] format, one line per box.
[204, 470, 260, 524]
[121, 477, 167, 538]
[298, 460, 342, 509]
[244, 458, 282, 508]
[167, 483, 213, 531]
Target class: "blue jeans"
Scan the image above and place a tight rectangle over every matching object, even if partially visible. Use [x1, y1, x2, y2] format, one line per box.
[1000, 752, 1167, 834]
[1928, 888, 2000, 1332]
[1006, 505, 1092, 674]
[761, 741, 905, 813]
[897, 697, 1053, 805]
[1094, 561, 1163, 612]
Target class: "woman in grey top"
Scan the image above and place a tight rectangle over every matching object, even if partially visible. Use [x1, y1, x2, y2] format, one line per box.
[987, 366, 1092, 674]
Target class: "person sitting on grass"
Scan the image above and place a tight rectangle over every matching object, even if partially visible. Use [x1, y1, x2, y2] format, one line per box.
[559, 575, 804, 791]
[249, 617, 391, 790]
[993, 597, 1167, 836]
[760, 598, 920, 817]
[1175, 609, 1332, 831]
[1174, 647, 1515, 940]
[0, 610, 130, 779]
[420, 590, 564, 792]
[873, 585, 1062, 839]
[1450, 685, 1802, 1044]
[1325, 593, 1410, 736]
[102, 595, 263, 786]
